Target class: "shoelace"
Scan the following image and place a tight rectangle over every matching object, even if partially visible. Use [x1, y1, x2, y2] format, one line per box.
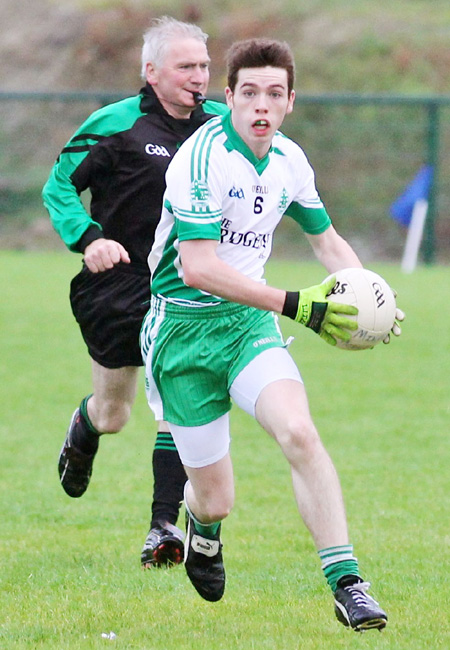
[344, 581, 377, 605]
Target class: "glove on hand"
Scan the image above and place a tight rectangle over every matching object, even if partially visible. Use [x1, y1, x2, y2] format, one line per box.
[282, 276, 358, 346]
[383, 288, 405, 343]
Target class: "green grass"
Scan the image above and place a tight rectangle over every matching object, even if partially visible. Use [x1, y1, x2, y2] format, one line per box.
[0, 251, 449, 649]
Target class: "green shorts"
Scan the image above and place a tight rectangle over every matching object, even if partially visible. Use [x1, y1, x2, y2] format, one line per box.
[141, 298, 287, 426]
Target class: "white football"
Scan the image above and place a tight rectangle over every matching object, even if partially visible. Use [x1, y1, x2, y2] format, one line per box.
[324, 268, 396, 350]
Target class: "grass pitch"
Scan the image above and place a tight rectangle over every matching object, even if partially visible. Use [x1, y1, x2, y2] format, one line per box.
[0, 251, 448, 649]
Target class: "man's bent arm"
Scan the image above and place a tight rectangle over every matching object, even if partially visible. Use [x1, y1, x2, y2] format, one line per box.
[179, 239, 286, 313]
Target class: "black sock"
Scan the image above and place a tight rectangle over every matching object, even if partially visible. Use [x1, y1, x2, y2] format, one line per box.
[151, 432, 187, 528]
[70, 396, 100, 456]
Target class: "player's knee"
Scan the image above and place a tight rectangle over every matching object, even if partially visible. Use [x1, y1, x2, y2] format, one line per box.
[276, 415, 320, 458]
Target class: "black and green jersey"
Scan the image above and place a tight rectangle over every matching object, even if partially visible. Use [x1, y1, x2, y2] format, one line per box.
[42, 83, 227, 268]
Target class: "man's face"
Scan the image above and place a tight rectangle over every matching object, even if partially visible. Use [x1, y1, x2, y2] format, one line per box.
[225, 67, 295, 158]
[146, 37, 210, 119]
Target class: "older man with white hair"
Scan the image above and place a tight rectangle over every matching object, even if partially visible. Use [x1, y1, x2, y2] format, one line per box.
[43, 16, 227, 568]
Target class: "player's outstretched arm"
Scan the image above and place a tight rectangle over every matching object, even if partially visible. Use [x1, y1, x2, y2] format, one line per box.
[282, 276, 358, 346]
[305, 226, 363, 274]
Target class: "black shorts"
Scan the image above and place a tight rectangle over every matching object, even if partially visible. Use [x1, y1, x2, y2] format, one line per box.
[70, 264, 151, 369]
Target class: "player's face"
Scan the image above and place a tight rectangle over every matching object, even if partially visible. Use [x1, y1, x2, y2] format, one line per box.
[146, 38, 210, 119]
[225, 67, 295, 158]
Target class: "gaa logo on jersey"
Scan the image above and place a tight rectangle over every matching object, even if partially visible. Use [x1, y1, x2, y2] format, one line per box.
[145, 143, 171, 157]
[190, 180, 209, 206]
[229, 186, 245, 199]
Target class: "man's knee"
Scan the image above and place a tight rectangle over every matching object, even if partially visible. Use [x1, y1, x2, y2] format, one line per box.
[275, 415, 321, 459]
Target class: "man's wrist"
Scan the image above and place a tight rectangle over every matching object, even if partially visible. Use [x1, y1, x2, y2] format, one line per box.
[76, 225, 104, 254]
[282, 291, 300, 319]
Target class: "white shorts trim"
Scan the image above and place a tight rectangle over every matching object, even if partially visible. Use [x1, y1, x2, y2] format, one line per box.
[230, 347, 302, 418]
[168, 413, 231, 468]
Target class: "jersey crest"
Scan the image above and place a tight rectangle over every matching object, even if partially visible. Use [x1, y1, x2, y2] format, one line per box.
[190, 180, 209, 207]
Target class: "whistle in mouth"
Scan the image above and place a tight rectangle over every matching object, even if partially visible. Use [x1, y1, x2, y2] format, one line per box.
[192, 91, 206, 104]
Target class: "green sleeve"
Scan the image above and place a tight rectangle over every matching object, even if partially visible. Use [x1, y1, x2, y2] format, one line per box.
[284, 201, 332, 235]
[42, 150, 102, 253]
[42, 95, 143, 252]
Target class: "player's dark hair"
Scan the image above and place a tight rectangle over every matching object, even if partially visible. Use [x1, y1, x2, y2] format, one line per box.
[226, 38, 295, 94]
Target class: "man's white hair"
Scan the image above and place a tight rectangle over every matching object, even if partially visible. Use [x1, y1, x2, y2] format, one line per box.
[141, 16, 208, 79]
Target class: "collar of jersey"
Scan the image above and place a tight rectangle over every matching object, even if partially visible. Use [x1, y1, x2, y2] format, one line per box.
[221, 111, 284, 175]
[140, 83, 207, 124]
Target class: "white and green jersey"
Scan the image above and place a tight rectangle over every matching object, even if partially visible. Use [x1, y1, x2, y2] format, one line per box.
[149, 111, 331, 305]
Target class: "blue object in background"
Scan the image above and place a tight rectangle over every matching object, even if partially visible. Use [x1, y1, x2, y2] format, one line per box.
[389, 165, 434, 227]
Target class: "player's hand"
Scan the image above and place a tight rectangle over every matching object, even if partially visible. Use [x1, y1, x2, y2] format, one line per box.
[283, 276, 358, 346]
[383, 297, 405, 344]
[83, 238, 131, 273]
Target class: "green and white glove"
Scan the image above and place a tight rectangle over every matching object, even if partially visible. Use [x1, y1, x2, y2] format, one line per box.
[282, 276, 358, 346]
